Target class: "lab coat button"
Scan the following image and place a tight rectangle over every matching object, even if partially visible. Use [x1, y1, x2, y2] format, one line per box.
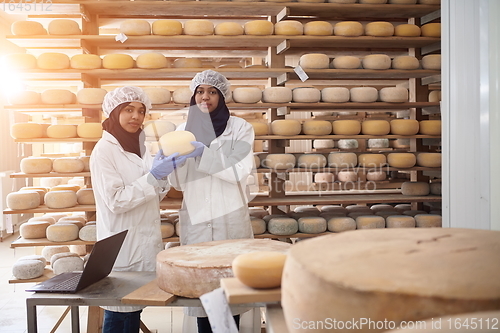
[207, 224, 212, 227]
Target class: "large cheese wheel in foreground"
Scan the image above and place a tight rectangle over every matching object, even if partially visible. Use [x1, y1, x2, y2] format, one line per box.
[282, 228, 500, 333]
[156, 238, 290, 298]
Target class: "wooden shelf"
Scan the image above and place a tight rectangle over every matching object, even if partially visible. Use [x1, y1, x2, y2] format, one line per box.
[9, 268, 55, 284]
[10, 237, 94, 248]
[10, 172, 91, 178]
[256, 166, 441, 173]
[3, 204, 96, 214]
[255, 134, 441, 140]
[14, 138, 99, 143]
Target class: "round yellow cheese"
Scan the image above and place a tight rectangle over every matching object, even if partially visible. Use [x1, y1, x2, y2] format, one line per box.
[136, 52, 168, 69]
[70, 54, 102, 69]
[430, 182, 441, 195]
[321, 87, 350, 102]
[297, 154, 327, 168]
[333, 21, 364, 37]
[143, 88, 172, 104]
[244, 20, 274, 35]
[328, 152, 357, 167]
[418, 0, 440, 3]
[52, 157, 85, 173]
[394, 24, 421, 37]
[76, 189, 95, 205]
[361, 120, 390, 135]
[350, 87, 378, 102]
[429, 90, 441, 102]
[11, 123, 43, 139]
[249, 122, 269, 136]
[48, 19, 81, 35]
[386, 215, 416, 228]
[79, 156, 90, 172]
[421, 54, 441, 70]
[46, 125, 78, 139]
[299, 53, 329, 69]
[292, 87, 321, 103]
[419, 120, 441, 135]
[77, 88, 107, 104]
[356, 215, 386, 229]
[11, 21, 46, 35]
[392, 55, 420, 70]
[120, 19, 151, 36]
[415, 214, 442, 227]
[274, 20, 303, 35]
[303, 21, 333, 36]
[401, 181, 430, 195]
[102, 54, 134, 69]
[233, 251, 287, 289]
[421, 22, 441, 37]
[143, 120, 176, 138]
[379, 87, 409, 102]
[3, 53, 37, 70]
[7, 191, 40, 210]
[37, 53, 70, 69]
[46, 224, 79, 242]
[387, 153, 417, 168]
[184, 20, 214, 35]
[302, 120, 332, 135]
[416, 152, 441, 167]
[215, 22, 244, 35]
[365, 21, 394, 36]
[331, 56, 361, 69]
[159, 130, 196, 156]
[332, 120, 361, 135]
[362, 54, 392, 69]
[390, 119, 419, 135]
[41, 89, 76, 104]
[45, 190, 78, 209]
[152, 20, 183, 35]
[389, 0, 416, 3]
[359, 0, 387, 2]
[250, 217, 266, 235]
[172, 87, 192, 104]
[263, 87, 293, 103]
[271, 119, 301, 135]
[20, 157, 52, 173]
[160, 223, 175, 239]
[232, 87, 262, 103]
[8, 91, 41, 105]
[172, 58, 203, 68]
[327, 216, 356, 232]
[261, 154, 296, 170]
[358, 153, 387, 167]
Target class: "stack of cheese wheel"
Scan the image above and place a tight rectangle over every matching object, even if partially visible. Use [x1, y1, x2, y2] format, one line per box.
[120, 19, 151, 35]
[271, 119, 301, 135]
[282, 228, 500, 333]
[152, 20, 183, 35]
[37, 53, 70, 69]
[333, 21, 364, 37]
[244, 20, 274, 35]
[71, 54, 102, 69]
[48, 19, 81, 35]
[11, 21, 47, 35]
[143, 87, 171, 104]
[156, 239, 290, 297]
[303, 21, 333, 36]
[9, 91, 41, 105]
[102, 54, 134, 69]
[136, 53, 169, 69]
[274, 20, 303, 35]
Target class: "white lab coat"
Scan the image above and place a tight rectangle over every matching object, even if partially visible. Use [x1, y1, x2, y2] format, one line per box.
[169, 116, 256, 318]
[90, 131, 169, 312]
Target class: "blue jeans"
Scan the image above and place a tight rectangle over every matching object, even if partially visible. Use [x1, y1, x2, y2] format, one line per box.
[102, 309, 142, 333]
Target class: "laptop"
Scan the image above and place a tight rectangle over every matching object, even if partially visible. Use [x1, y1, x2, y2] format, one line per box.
[26, 230, 128, 293]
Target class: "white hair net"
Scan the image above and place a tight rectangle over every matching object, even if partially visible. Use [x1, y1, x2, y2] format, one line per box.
[102, 86, 152, 117]
[189, 69, 231, 100]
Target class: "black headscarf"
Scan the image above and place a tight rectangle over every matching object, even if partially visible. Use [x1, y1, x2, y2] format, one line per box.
[185, 87, 230, 146]
[102, 102, 145, 157]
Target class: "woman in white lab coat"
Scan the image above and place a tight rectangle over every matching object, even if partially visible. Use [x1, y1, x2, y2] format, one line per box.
[90, 86, 189, 333]
[168, 70, 257, 333]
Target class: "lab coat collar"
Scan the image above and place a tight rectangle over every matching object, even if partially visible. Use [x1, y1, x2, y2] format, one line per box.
[102, 131, 146, 168]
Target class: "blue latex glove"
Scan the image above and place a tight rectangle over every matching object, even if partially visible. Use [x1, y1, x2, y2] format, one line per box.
[150, 150, 185, 179]
[183, 141, 205, 159]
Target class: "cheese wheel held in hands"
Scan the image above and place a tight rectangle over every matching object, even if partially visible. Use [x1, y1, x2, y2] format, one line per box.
[159, 131, 196, 156]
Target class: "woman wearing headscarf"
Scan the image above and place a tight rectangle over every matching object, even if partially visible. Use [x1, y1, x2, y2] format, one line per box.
[90, 86, 190, 333]
[168, 70, 257, 333]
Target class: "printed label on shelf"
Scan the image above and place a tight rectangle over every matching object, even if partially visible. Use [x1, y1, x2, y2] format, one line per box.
[294, 65, 309, 82]
[115, 33, 128, 43]
[200, 288, 238, 333]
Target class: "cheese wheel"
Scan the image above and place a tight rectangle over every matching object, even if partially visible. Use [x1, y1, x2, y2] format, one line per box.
[50, 184, 80, 192]
[403, 210, 428, 217]
[292, 87, 321, 103]
[11, 21, 46, 35]
[392, 56, 420, 70]
[328, 0, 356, 2]
[262, 154, 296, 170]
[136, 53, 168, 69]
[102, 54, 134, 69]
[358, 153, 387, 167]
[249, 122, 269, 136]
[389, 0, 416, 3]
[367, 138, 389, 148]
[379, 87, 409, 102]
[48, 19, 81, 35]
[421, 54, 441, 70]
[12, 259, 45, 280]
[375, 210, 399, 218]
[328, 152, 357, 167]
[70, 54, 101, 69]
[394, 24, 421, 37]
[41, 245, 70, 261]
[302, 120, 332, 135]
[41, 89, 76, 104]
[20, 221, 51, 239]
[415, 214, 442, 228]
[388, 153, 417, 168]
[369, 204, 394, 212]
[157, 239, 290, 297]
[293, 207, 320, 215]
[416, 152, 441, 167]
[76, 189, 95, 205]
[184, 20, 214, 35]
[40, 178, 63, 188]
[303, 21, 332, 36]
[232, 87, 262, 103]
[274, 21, 303, 35]
[263, 214, 287, 223]
[37, 53, 70, 69]
[172, 87, 192, 104]
[390, 119, 419, 135]
[50, 252, 79, 267]
[143, 120, 176, 139]
[46, 223, 79, 242]
[244, 20, 274, 36]
[11, 123, 43, 139]
[356, 215, 386, 229]
[20, 157, 52, 174]
[250, 217, 267, 235]
[313, 139, 335, 149]
[45, 190, 78, 209]
[46, 125, 78, 139]
[8, 91, 41, 105]
[337, 171, 358, 182]
[52, 257, 84, 275]
[359, 0, 387, 2]
[297, 154, 327, 168]
[429, 90, 441, 102]
[56, 219, 84, 230]
[349, 87, 378, 102]
[365, 21, 394, 36]
[299, 53, 329, 69]
[346, 205, 372, 213]
[79, 224, 97, 241]
[401, 181, 430, 195]
[362, 54, 392, 69]
[160, 223, 175, 239]
[262, 87, 292, 103]
[143, 88, 172, 104]
[77, 123, 103, 139]
[386, 215, 416, 228]
[321, 205, 347, 214]
[333, 21, 364, 37]
[331, 56, 361, 69]
[419, 120, 441, 135]
[361, 120, 390, 135]
[419, 0, 440, 3]
[332, 120, 361, 135]
[152, 20, 183, 36]
[314, 173, 334, 183]
[321, 87, 350, 102]
[214, 22, 243, 36]
[298, 217, 327, 234]
[268, 217, 298, 235]
[59, 215, 86, 225]
[77, 88, 107, 104]
[3, 53, 37, 70]
[337, 139, 358, 149]
[19, 255, 47, 266]
[120, 19, 151, 36]
[159, 131, 196, 156]
[29, 216, 56, 225]
[233, 251, 287, 289]
[421, 23, 441, 38]
[430, 182, 441, 195]
[327, 217, 356, 232]
[270, 119, 301, 135]
[7, 191, 40, 210]
[172, 58, 203, 68]
[366, 170, 387, 181]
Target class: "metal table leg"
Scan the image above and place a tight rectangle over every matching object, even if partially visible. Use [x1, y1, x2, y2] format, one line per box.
[70, 306, 80, 333]
[26, 298, 37, 333]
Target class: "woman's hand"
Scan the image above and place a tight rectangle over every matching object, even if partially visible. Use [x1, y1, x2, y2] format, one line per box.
[150, 150, 186, 179]
[183, 141, 205, 159]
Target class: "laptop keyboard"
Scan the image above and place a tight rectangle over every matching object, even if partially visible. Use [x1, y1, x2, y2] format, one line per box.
[47, 273, 82, 290]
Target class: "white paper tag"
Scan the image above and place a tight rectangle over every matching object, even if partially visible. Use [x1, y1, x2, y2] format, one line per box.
[200, 288, 238, 333]
[294, 65, 309, 82]
[115, 33, 128, 43]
